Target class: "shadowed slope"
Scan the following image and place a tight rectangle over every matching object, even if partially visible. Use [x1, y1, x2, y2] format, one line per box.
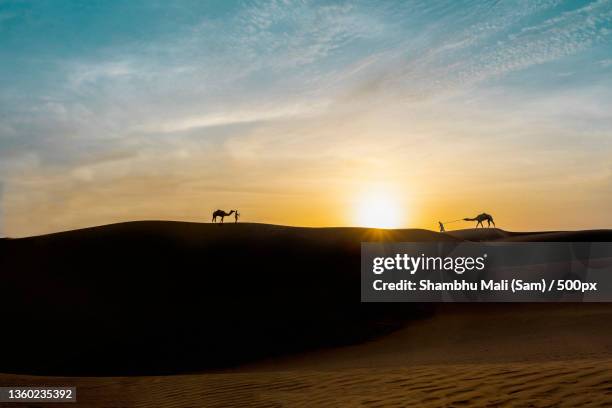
[1, 221, 611, 376]
[2, 304, 612, 407]
[0, 222, 455, 375]
[445, 227, 612, 242]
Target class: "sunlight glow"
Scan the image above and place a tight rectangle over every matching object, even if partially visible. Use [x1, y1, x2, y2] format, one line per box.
[355, 191, 404, 229]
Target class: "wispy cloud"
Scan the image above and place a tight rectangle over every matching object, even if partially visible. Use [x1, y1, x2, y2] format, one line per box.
[136, 101, 330, 133]
[600, 58, 612, 67]
[68, 61, 137, 87]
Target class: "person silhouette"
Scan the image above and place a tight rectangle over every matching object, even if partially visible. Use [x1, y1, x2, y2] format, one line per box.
[438, 221, 445, 232]
[234, 211, 240, 223]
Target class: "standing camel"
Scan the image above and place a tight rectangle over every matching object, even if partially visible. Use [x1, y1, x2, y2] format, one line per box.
[212, 209, 235, 223]
[464, 213, 495, 228]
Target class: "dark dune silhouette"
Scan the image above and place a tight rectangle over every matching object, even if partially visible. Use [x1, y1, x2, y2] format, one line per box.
[0, 222, 456, 375]
[1, 221, 612, 379]
[445, 227, 612, 242]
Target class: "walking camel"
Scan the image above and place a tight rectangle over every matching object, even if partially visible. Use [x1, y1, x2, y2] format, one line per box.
[212, 209, 236, 223]
[463, 213, 495, 228]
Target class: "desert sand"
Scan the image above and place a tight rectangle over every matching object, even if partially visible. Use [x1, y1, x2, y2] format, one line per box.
[1, 222, 611, 406]
[2, 304, 612, 407]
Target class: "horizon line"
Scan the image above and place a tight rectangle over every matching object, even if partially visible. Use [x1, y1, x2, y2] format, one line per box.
[2, 219, 599, 240]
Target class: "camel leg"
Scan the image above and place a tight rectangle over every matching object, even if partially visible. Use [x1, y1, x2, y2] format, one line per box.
[221, 216, 224, 223]
[212, 216, 216, 223]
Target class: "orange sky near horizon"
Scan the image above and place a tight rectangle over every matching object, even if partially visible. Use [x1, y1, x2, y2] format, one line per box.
[3, 99, 611, 237]
[5, 97, 611, 238]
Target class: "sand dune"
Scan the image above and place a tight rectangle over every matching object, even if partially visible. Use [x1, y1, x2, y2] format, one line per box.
[1, 222, 612, 406]
[1, 304, 611, 407]
[445, 228, 612, 242]
[0, 221, 451, 375]
[243, 304, 612, 370]
[2, 359, 612, 407]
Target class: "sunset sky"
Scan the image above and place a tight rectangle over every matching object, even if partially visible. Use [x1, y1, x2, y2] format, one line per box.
[1, 0, 612, 236]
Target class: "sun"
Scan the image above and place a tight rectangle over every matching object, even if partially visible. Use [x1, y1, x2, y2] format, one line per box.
[354, 191, 404, 229]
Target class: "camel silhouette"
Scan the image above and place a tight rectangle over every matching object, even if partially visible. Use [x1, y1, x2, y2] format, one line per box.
[464, 213, 495, 228]
[212, 209, 235, 223]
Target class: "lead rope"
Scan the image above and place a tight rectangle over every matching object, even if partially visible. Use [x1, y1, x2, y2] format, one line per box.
[441, 219, 463, 225]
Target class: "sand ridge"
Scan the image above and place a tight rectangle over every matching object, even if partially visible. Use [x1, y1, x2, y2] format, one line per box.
[1, 358, 611, 407]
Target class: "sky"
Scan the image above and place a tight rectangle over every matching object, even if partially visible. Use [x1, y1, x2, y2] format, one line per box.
[1, 0, 611, 236]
